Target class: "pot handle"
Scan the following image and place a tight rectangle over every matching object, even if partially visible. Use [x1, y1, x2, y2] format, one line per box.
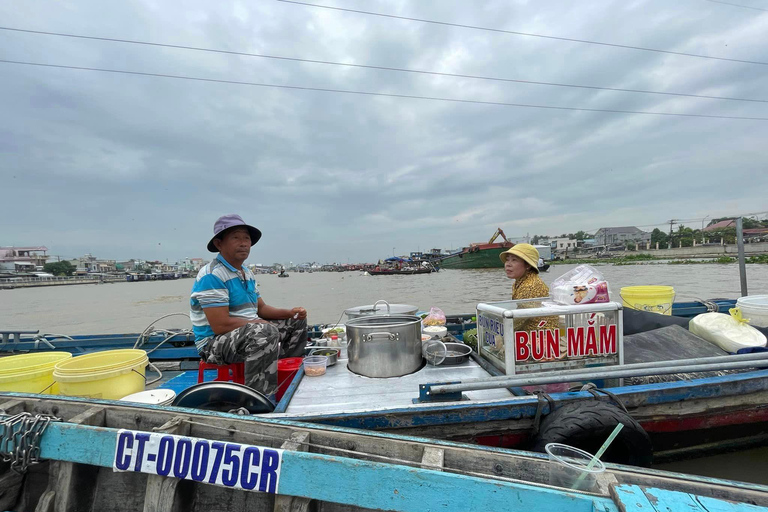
[363, 331, 399, 342]
[372, 300, 391, 315]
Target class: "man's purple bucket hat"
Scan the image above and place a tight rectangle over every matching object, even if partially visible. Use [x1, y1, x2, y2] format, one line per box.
[207, 214, 262, 252]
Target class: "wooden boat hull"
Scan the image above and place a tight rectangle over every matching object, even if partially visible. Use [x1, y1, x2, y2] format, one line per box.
[2, 393, 768, 511]
[368, 268, 434, 275]
[281, 366, 768, 464]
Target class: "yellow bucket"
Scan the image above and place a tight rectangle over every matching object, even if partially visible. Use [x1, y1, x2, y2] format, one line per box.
[53, 349, 148, 400]
[620, 286, 676, 316]
[0, 352, 73, 394]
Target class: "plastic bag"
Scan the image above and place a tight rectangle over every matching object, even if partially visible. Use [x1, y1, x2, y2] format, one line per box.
[550, 264, 610, 305]
[422, 307, 447, 326]
[689, 309, 767, 353]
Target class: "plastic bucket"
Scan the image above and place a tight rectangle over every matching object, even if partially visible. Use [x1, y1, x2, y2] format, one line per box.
[737, 296, 768, 328]
[53, 349, 148, 400]
[277, 357, 303, 402]
[0, 352, 72, 394]
[620, 286, 675, 316]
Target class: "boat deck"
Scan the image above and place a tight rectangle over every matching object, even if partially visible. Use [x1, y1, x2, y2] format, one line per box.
[277, 356, 515, 416]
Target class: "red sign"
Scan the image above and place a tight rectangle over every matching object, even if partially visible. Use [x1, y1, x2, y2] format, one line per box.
[514, 323, 617, 362]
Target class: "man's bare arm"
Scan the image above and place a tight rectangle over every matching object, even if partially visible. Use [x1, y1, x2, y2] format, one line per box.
[202, 306, 265, 335]
[257, 298, 307, 321]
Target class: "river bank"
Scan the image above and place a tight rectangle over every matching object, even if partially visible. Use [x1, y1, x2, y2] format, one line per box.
[552, 254, 768, 266]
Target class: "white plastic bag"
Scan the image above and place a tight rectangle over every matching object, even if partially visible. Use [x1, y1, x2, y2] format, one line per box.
[550, 264, 610, 305]
[689, 310, 767, 353]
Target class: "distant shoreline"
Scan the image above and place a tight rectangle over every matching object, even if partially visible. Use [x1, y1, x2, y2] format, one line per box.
[550, 254, 768, 266]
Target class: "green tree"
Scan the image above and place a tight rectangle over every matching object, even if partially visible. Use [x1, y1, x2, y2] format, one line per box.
[574, 231, 587, 240]
[44, 261, 76, 276]
[625, 241, 636, 251]
[650, 228, 669, 249]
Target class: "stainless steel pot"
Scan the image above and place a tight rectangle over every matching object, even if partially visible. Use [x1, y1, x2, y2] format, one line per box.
[346, 314, 423, 378]
[344, 300, 419, 320]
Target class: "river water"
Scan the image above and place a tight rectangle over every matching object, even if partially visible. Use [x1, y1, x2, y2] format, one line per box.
[2, 263, 768, 483]
[2, 263, 767, 334]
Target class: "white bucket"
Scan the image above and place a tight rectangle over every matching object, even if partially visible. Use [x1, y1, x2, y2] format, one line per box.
[736, 295, 768, 328]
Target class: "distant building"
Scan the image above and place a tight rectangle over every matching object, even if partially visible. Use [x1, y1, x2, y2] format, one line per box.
[0, 246, 49, 273]
[594, 227, 650, 247]
[550, 238, 578, 252]
[703, 219, 736, 232]
[69, 254, 117, 273]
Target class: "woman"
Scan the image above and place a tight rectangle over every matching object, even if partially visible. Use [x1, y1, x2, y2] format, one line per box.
[499, 244, 559, 332]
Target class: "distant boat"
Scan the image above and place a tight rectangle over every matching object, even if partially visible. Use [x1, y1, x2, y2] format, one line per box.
[368, 268, 433, 275]
[440, 228, 514, 269]
[279, 273, 289, 278]
[539, 263, 550, 272]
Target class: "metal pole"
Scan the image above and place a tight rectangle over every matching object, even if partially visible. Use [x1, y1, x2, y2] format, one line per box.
[429, 358, 768, 395]
[736, 217, 748, 296]
[449, 351, 768, 385]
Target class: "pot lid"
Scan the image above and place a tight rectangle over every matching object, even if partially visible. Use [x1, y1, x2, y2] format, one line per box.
[344, 303, 418, 316]
[345, 314, 422, 327]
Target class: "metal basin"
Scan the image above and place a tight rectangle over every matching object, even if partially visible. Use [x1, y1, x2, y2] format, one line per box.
[172, 381, 275, 414]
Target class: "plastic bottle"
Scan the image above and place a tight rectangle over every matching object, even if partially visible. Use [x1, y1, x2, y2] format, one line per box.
[338, 337, 348, 360]
[330, 335, 339, 348]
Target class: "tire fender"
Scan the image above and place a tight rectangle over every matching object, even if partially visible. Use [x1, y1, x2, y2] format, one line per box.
[532, 400, 653, 467]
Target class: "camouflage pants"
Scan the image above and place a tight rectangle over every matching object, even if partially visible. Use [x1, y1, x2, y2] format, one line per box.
[202, 317, 307, 399]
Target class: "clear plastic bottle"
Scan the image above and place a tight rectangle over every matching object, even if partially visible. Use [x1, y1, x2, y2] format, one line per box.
[338, 337, 348, 360]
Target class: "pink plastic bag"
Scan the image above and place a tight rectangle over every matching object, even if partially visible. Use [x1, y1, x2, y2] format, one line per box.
[423, 307, 447, 326]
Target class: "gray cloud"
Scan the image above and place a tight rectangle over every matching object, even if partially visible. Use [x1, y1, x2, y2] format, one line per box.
[1, 0, 767, 264]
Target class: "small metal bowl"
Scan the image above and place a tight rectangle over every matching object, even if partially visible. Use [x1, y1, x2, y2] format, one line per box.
[309, 347, 340, 366]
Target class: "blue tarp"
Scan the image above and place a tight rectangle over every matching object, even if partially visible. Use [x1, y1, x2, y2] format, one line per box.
[385, 257, 413, 262]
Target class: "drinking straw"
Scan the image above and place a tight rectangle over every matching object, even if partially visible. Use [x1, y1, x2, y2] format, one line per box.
[573, 423, 624, 489]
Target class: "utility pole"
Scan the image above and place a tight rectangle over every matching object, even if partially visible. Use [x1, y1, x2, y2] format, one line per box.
[736, 217, 748, 296]
[668, 220, 676, 249]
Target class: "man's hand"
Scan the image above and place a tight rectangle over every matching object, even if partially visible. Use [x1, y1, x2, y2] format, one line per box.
[291, 307, 307, 320]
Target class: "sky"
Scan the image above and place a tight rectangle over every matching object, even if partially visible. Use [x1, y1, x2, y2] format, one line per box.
[2, 0, 767, 266]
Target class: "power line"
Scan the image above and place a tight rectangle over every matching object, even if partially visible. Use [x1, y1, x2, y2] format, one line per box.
[277, 0, 768, 67]
[701, 0, 768, 12]
[3, 58, 768, 121]
[1, 26, 766, 104]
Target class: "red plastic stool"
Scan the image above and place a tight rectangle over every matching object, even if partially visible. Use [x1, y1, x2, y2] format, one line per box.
[197, 360, 245, 384]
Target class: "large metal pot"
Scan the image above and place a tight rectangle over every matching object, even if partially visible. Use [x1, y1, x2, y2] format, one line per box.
[344, 300, 419, 320]
[346, 314, 423, 378]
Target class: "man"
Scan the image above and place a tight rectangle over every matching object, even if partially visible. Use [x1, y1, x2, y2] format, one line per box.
[190, 214, 307, 401]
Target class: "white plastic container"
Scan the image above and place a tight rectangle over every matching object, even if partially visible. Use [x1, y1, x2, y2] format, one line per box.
[423, 325, 447, 338]
[689, 312, 767, 353]
[736, 296, 768, 328]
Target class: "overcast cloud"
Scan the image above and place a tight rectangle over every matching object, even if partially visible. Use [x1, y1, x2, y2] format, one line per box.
[2, 0, 767, 265]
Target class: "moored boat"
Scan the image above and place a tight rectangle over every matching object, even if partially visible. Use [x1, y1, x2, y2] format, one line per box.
[368, 268, 434, 275]
[5, 298, 768, 472]
[3, 393, 768, 511]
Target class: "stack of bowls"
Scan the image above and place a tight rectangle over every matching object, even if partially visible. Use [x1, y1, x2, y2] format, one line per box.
[119, 389, 176, 406]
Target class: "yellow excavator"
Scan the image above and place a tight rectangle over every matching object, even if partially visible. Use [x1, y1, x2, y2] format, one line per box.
[488, 228, 510, 244]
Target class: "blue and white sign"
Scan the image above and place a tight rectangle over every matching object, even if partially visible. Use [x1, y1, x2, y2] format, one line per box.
[113, 429, 283, 494]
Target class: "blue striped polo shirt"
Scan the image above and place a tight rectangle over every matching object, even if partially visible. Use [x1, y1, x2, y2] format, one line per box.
[190, 254, 261, 352]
